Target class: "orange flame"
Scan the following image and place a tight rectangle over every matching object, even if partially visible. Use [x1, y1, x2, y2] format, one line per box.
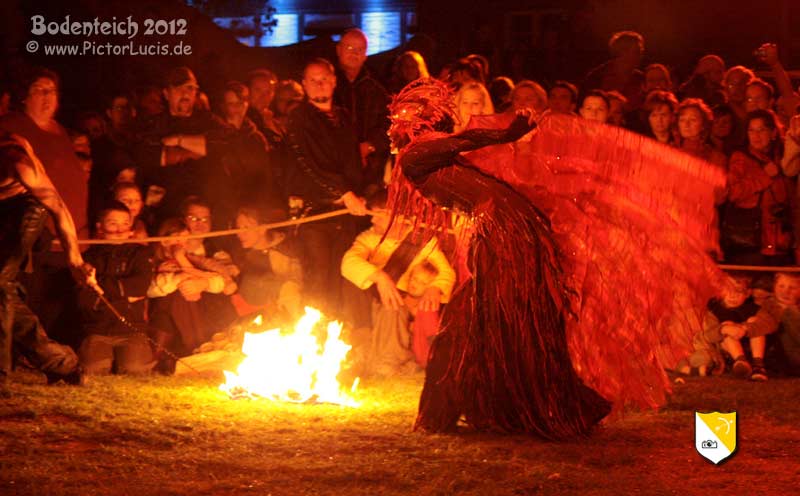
[219, 307, 359, 406]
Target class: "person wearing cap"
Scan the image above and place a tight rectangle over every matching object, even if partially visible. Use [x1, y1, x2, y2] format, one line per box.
[132, 66, 233, 225]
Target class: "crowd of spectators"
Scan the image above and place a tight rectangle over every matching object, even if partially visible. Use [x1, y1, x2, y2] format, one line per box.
[2, 28, 800, 381]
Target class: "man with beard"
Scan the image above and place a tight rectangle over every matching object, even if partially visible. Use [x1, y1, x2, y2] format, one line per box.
[334, 29, 391, 195]
[0, 132, 96, 397]
[284, 58, 366, 316]
[133, 67, 232, 224]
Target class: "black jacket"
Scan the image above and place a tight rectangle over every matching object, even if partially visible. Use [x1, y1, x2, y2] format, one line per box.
[79, 244, 154, 335]
[284, 101, 363, 205]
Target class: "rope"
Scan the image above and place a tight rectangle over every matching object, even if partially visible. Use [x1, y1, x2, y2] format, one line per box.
[75, 208, 358, 245]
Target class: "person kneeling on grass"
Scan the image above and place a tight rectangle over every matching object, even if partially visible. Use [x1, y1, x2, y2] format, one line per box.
[77, 201, 156, 375]
[727, 272, 800, 380]
[676, 272, 759, 377]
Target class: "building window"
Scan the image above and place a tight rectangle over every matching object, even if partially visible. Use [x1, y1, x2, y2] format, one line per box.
[361, 12, 402, 55]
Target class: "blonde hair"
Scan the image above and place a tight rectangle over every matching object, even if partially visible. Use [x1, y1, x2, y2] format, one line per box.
[454, 81, 494, 130]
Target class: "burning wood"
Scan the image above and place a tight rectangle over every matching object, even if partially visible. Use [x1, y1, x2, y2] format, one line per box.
[219, 307, 360, 406]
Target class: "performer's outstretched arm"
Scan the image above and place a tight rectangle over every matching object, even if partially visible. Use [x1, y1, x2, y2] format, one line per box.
[401, 113, 536, 179]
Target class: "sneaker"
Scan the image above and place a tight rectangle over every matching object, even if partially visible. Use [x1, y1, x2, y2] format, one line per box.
[731, 359, 752, 379]
[45, 367, 86, 386]
[750, 366, 768, 382]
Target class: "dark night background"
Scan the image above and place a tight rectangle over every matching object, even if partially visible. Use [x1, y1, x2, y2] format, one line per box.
[1, 0, 798, 122]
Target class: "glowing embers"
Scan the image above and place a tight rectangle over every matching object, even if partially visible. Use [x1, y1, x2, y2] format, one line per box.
[220, 307, 360, 406]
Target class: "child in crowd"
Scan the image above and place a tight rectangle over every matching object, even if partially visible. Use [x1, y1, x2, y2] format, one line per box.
[147, 218, 237, 367]
[736, 272, 800, 380]
[677, 272, 759, 377]
[77, 202, 155, 375]
[404, 261, 442, 367]
[111, 181, 149, 239]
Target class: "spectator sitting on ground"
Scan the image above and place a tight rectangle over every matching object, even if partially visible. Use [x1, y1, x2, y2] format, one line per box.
[111, 181, 149, 238]
[341, 190, 455, 376]
[78, 201, 155, 375]
[731, 272, 800, 380]
[230, 204, 303, 320]
[147, 218, 237, 369]
[676, 272, 759, 377]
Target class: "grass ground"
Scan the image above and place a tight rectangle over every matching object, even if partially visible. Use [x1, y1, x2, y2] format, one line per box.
[1, 370, 799, 496]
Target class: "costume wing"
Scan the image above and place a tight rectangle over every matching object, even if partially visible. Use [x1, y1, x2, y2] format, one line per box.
[465, 113, 727, 410]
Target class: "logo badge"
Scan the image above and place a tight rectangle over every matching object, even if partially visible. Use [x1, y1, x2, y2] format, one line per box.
[695, 411, 737, 464]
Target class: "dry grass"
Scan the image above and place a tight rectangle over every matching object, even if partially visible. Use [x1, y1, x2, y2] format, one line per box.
[1, 370, 799, 496]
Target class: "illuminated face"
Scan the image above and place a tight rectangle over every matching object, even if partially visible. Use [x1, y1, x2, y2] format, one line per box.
[164, 76, 199, 117]
[724, 70, 750, 103]
[97, 209, 132, 240]
[115, 187, 143, 219]
[235, 213, 264, 249]
[648, 104, 674, 137]
[774, 275, 800, 307]
[711, 113, 733, 139]
[644, 68, 670, 92]
[249, 77, 276, 112]
[25, 77, 58, 121]
[184, 204, 211, 234]
[579, 96, 609, 123]
[677, 107, 704, 140]
[223, 90, 249, 124]
[722, 280, 750, 308]
[337, 32, 368, 74]
[548, 87, 575, 114]
[458, 88, 485, 126]
[407, 266, 436, 297]
[747, 118, 776, 153]
[745, 84, 772, 112]
[302, 64, 336, 105]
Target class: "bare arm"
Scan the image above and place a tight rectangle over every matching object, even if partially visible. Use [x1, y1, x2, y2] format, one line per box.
[12, 136, 82, 267]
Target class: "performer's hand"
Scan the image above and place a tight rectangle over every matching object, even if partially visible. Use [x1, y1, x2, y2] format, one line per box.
[505, 108, 538, 142]
[374, 272, 403, 310]
[342, 191, 368, 216]
[418, 287, 442, 312]
[71, 262, 103, 295]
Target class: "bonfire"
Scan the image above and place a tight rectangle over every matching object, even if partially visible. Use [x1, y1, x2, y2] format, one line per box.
[219, 307, 360, 407]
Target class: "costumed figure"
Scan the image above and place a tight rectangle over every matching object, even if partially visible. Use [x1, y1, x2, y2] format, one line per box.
[387, 79, 726, 439]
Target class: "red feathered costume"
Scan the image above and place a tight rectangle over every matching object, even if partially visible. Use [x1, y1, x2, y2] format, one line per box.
[388, 80, 726, 439]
